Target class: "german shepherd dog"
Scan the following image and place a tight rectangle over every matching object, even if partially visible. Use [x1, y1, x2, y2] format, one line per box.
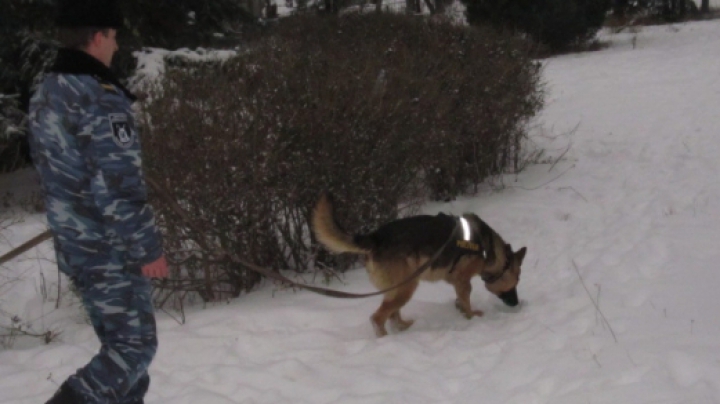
[312, 194, 527, 337]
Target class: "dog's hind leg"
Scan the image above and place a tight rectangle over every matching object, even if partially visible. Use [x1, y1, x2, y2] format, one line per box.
[371, 282, 419, 337]
[370, 302, 392, 337]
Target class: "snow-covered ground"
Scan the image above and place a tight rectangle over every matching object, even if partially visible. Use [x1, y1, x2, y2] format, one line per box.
[3, 19, 720, 404]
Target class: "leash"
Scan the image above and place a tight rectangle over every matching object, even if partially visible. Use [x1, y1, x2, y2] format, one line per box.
[0, 229, 52, 266]
[0, 179, 458, 299]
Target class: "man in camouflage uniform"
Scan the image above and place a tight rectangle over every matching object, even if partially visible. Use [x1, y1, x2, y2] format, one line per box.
[29, 1, 168, 403]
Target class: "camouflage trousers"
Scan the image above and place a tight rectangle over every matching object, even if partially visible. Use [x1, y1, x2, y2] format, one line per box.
[57, 239, 158, 404]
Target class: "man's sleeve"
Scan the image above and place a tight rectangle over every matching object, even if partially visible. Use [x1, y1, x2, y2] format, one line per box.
[79, 94, 163, 266]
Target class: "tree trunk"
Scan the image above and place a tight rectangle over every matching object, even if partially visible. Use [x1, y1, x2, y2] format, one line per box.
[323, 0, 338, 14]
[613, 0, 629, 17]
[422, 0, 436, 14]
[434, 0, 449, 14]
[405, 0, 420, 13]
[701, 0, 710, 13]
[248, 0, 264, 18]
[662, 0, 671, 16]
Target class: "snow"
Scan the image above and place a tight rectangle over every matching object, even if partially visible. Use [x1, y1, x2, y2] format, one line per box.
[129, 47, 238, 93]
[4, 19, 720, 404]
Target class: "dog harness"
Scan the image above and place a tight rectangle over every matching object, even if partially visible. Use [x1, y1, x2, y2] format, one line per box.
[450, 216, 512, 284]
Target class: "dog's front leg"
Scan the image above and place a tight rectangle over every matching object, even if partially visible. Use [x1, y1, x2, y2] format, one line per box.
[453, 280, 484, 319]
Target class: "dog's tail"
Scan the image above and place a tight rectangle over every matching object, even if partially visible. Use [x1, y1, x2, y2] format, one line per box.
[312, 193, 369, 255]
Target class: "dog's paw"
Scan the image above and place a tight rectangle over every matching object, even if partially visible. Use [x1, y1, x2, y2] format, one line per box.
[455, 300, 482, 317]
[463, 309, 484, 319]
[371, 316, 388, 337]
[396, 318, 415, 331]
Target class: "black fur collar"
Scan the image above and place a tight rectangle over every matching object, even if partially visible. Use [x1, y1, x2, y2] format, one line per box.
[50, 48, 137, 102]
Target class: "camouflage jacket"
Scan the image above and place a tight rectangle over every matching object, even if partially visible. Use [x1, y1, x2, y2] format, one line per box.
[28, 48, 163, 268]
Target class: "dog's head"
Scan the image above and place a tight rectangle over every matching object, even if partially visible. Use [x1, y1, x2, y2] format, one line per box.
[482, 244, 526, 307]
[458, 213, 527, 307]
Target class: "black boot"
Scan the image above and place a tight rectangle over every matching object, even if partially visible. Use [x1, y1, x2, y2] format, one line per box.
[45, 382, 87, 404]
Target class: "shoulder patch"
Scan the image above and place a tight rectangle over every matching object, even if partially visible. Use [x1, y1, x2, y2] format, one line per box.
[101, 83, 118, 93]
[109, 113, 135, 149]
[94, 75, 118, 94]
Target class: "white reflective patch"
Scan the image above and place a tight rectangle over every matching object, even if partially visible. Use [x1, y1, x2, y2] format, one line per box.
[109, 113, 135, 149]
[460, 217, 471, 241]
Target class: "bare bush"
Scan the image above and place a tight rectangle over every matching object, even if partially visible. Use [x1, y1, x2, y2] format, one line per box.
[0, 95, 29, 174]
[141, 13, 543, 305]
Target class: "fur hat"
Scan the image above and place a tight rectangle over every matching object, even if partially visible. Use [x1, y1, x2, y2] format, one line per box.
[55, 0, 124, 29]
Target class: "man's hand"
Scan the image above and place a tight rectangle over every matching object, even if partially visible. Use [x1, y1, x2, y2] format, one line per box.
[142, 255, 169, 278]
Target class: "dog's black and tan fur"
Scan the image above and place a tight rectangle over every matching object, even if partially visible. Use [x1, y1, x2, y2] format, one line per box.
[312, 194, 527, 337]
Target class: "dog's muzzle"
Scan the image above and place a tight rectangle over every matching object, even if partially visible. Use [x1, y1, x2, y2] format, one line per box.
[498, 288, 519, 307]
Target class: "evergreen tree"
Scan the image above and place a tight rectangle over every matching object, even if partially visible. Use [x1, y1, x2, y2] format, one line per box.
[0, 0, 258, 171]
[462, 0, 611, 51]
[0, 0, 55, 170]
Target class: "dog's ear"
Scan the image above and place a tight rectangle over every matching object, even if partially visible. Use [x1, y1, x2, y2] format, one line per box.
[514, 247, 527, 265]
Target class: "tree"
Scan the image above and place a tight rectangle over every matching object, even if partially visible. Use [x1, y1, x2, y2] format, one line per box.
[0, 0, 259, 172]
[463, 0, 612, 52]
[0, 0, 55, 172]
[613, 0, 629, 17]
